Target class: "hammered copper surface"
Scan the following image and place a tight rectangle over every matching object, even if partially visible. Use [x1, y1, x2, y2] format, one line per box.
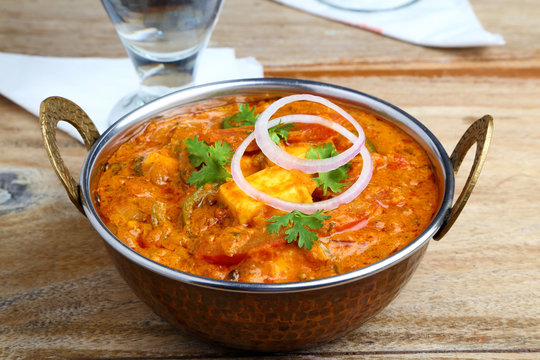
[38, 83, 492, 352]
[106, 242, 427, 351]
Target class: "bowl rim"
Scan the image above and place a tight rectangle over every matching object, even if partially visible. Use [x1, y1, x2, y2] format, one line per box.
[81, 78, 454, 293]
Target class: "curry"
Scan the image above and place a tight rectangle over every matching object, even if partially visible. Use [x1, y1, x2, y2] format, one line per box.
[95, 96, 439, 283]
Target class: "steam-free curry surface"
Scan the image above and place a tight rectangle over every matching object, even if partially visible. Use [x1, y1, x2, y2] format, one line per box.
[95, 98, 439, 283]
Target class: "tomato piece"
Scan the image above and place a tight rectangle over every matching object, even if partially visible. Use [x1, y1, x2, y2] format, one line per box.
[200, 253, 247, 266]
[333, 218, 369, 234]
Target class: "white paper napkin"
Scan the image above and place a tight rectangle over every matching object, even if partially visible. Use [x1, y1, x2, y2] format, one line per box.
[273, 0, 504, 47]
[0, 48, 263, 140]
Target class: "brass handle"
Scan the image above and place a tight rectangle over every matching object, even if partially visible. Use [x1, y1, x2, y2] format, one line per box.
[433, 115, 493, 240]
[40, 96, 100, 215]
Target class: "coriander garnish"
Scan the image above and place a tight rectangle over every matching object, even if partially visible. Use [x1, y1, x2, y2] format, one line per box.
[222, 104, 258, 128]
[267, 210, 330, 250]
[222, 104, 294, 144]
[184, 136, 234, 187]
[306, 143, 350, 195]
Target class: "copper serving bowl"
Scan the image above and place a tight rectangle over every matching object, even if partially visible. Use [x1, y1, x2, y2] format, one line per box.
[40, 78, 492, 351]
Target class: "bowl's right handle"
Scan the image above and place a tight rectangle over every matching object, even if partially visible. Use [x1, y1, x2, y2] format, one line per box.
[40, 96, 100, 215]
[433, 115, 493, 240]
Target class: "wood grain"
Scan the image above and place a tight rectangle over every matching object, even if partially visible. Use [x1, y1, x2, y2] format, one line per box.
[1, 0, 539, 358]
[1, 0, 539, 77]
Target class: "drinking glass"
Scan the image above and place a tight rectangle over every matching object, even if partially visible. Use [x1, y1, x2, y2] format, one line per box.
[102, 0, 224, 123]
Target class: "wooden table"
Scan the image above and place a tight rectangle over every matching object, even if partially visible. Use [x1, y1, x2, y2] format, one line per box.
[1, 0, 539, 358]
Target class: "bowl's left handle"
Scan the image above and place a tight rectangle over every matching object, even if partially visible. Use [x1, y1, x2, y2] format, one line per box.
[40, 96, 100, 215]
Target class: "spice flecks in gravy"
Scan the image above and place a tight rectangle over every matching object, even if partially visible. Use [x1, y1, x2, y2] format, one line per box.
[95, 99, 439, 283]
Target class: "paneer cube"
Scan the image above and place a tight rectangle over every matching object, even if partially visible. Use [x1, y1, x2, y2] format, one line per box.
[240, 153, 265, 177]
[219, 166, 317, 224]
[264, 142, 317, 168]
[142, 151, 179, 185]
[265, 141, 336, 167]
[283, 142, 313, 158]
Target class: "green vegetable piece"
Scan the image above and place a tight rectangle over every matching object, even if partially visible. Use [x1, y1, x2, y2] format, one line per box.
[184, 136, 234, 187]
[222, 104, 258, 128]
[182, 184, 220, 231]
[306, 143, 350, 195]
[132, 156, 144, 176]
[365, 138, 377, 153]
[106, 162, 124, 175]
[151, 201, 167, 228]
[267, 210, 330, 250]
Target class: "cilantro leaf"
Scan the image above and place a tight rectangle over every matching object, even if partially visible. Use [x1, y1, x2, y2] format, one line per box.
[183, 136, 234, 187]
[306, 142, 336, 159]
[313, 163, 350, 195]
[208, 140, 234, 165]
[306, 143, 350, 196]
[186, 159, 231, 187]
[267, 210, 330, 250]
[268, 121, 295, 144]
[221, 104, 294, 144]
[222, 104, 258, 128]
[184, 136, 208, 167]
[266, 211, 293, 234]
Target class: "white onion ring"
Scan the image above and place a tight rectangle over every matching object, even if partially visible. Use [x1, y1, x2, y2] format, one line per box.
[254, 94, 366, 174]
[231, 116, 373, 213]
